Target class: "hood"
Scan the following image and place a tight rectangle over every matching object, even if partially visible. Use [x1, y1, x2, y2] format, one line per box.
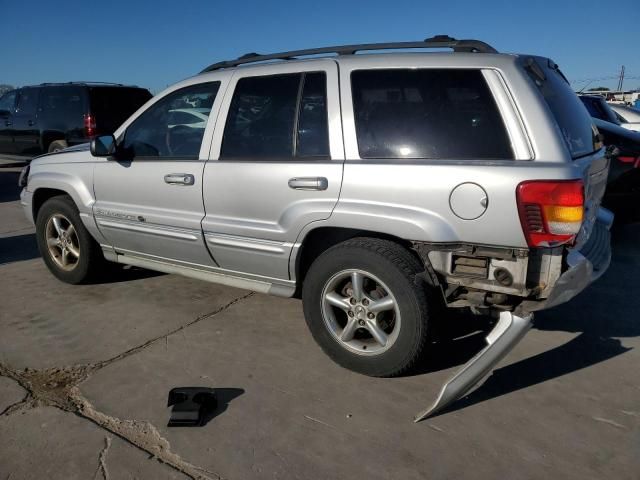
[30, 143, 93, 166]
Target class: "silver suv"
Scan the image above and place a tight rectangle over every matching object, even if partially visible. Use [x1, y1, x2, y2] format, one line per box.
[19, 36, 613, 419]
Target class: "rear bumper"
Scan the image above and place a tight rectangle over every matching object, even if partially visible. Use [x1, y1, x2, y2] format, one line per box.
[518, 207, 613, 314]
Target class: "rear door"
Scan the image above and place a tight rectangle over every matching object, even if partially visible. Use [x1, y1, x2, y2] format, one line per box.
[38, 86, 86, 148]
[93, 81, 223, 267]
[202, 60, 343, 280]
[11, 87, 41, 154]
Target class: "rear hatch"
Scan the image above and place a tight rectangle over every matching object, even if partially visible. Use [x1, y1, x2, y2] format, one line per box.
[87, 86, 153, 135]
[522, 56, 609, 248]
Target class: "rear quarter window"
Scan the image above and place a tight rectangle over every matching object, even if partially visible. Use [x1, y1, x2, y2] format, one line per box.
[351, 69, 513, 160]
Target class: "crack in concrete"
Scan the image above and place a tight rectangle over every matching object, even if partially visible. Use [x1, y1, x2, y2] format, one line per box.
[0, 391, 31, 416]
[0, 291, 254, 479]
[93, 436, 112, 480]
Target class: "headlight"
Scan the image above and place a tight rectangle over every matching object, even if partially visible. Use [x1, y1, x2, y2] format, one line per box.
[18, 164, 30, 188]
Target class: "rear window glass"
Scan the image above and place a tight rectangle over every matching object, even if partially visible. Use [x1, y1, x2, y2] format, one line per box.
[524, 59, 597, 158]
[351, 69, 513, 160]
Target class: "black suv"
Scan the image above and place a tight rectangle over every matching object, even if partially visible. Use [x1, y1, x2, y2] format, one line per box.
[0, 82, 152, 155]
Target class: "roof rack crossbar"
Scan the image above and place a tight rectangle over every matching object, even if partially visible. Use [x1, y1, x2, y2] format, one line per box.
[200, 35, 497, 73]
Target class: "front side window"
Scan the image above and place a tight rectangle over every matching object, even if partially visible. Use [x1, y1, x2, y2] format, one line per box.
[123, 82, 219, 159]
[351, 69, 513, 160]
[221, 72, 329, 159]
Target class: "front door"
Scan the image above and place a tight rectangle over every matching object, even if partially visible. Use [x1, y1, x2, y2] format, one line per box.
[202, 60, 344, 281]
[93, 81, 223, 267]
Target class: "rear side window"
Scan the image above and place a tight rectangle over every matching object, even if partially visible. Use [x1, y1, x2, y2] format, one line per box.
[524, 59, 597, 158]
[351, 69, 513, 160]
[39, 87, 85, 118]
[123, 82, 219, 159]
[221, 72, 329, 159]
[296, 73, 329, 157]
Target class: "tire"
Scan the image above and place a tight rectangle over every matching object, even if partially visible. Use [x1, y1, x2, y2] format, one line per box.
[302, 237, 431, 377]
[36, 195, 105, 284]
[48, 140, 68, 153]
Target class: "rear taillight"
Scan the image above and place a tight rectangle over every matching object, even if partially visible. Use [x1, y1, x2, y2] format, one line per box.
[617, 155, 640, 168]
[84, 113, 96, 138]
[516, 180, 584, 247]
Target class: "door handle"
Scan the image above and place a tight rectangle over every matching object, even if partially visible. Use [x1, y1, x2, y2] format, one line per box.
[288, 177, 328, 191]
[4, 121, 11, 127]
[28, 120, 35, 126]
[164, 173, 195, 186]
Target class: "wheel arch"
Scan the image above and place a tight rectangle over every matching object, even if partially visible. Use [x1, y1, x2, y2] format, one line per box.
[32, 187, 71, 222]
[291, 226, 438, 297]
[29, 170, 107, 246]
[40, 131, 66, 153]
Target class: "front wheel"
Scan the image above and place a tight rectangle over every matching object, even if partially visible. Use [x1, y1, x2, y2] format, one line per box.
[36, 195, 106, 284]
[302, 238, 431, 377]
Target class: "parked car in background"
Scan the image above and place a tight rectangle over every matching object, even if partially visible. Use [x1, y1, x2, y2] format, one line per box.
[167, 108, 210, 129]
[579, 94, 640, 132]
[0, 82, 152, 155]
[592, 117, 640, 220]
[608, 103, 640, 132]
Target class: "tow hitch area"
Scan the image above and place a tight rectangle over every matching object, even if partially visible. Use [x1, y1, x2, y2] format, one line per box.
[414, 311, 533, 422]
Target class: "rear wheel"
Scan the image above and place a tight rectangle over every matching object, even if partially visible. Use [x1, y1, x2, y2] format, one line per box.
[36, 195, 105, 284]
[302, 238, 431, 377]
[48, 140, 68, 153]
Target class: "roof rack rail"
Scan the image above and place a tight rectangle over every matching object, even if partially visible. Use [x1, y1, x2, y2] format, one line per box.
[37, 81, 127, 87]
[201, 35, 497, 73]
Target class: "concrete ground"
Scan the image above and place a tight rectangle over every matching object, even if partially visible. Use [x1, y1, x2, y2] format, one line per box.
[0, 165, 638, 480]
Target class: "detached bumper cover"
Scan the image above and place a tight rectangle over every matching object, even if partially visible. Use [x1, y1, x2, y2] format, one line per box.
[414, 311, 532, 421]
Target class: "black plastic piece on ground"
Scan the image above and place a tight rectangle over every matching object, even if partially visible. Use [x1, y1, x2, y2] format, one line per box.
[167, 387, 218, 427]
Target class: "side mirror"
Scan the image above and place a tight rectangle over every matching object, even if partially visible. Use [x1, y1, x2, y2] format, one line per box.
[0, 109, 10, 118]
[605, 144, 620, 160]
[90, 134, 116, 157]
